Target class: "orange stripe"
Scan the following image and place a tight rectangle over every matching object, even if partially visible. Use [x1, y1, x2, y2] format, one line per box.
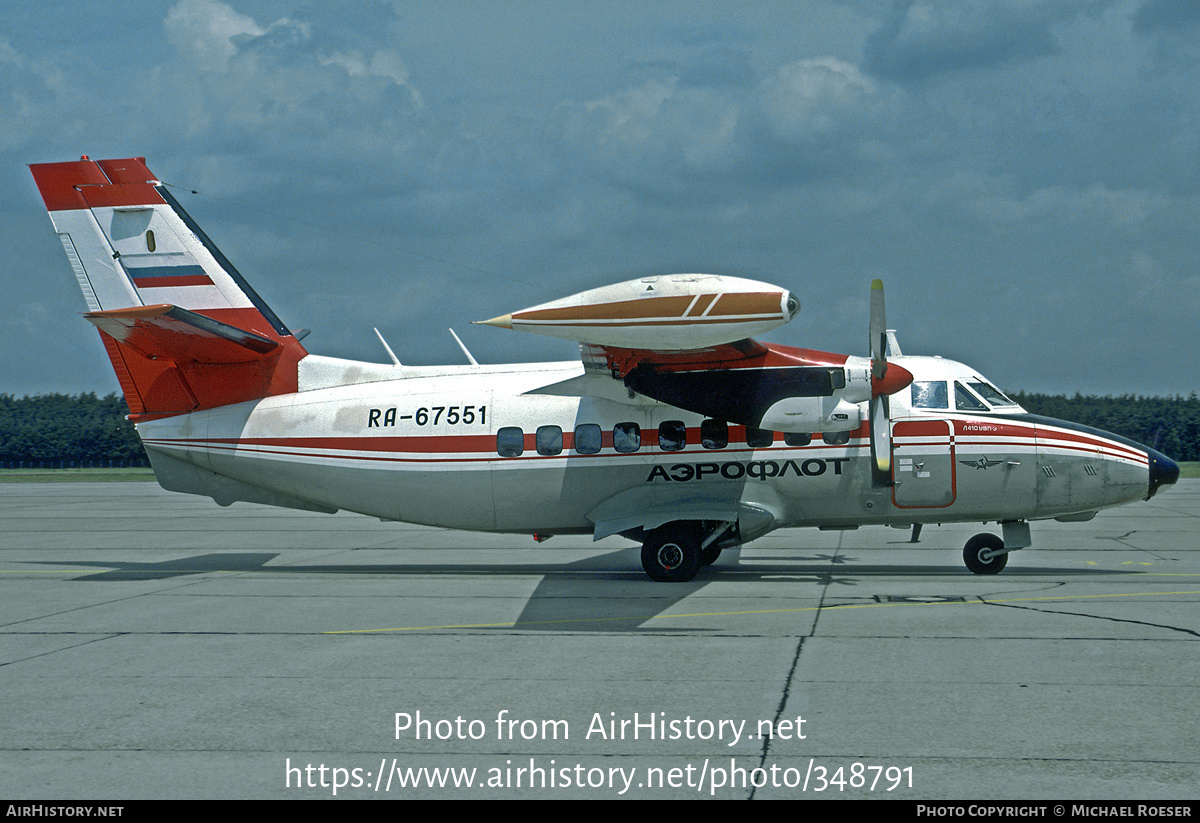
[705, 292, 782, 316]
[515, 295, 696, 322]
[516, 315, 780, 328]
[687, 294, 718, 317]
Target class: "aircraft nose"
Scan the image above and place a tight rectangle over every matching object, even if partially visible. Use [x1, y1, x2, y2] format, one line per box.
[1147, 447, 1179, 499]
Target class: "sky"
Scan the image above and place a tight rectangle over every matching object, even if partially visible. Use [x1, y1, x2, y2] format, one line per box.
[3, 0, 1197, 398]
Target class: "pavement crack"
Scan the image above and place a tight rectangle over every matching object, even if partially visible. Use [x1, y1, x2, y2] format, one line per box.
[748, 534, 844, 799]
[984, 600, 1200, 638]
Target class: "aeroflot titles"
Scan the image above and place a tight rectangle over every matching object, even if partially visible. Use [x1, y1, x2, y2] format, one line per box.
[647, 458, 851, 483]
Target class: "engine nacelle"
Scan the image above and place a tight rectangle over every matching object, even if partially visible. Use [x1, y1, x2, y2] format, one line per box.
[759, 396, 863, 433]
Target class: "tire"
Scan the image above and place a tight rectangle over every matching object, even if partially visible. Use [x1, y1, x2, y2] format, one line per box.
[700, 543, 723, 567]
[963, 533, 1008, 575]
[641, 524, 702, 582]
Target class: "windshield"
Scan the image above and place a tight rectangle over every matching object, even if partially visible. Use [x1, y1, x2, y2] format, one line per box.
[967, 380, 1017, 407]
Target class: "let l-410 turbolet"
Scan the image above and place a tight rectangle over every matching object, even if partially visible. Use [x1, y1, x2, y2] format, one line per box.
[30, 156, 1179, 581]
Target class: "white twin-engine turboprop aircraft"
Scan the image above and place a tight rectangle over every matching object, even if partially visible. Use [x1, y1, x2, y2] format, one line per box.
[31, 157, 1179, 582]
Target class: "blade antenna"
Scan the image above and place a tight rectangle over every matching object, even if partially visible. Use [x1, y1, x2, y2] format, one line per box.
[373, 327, 402, 366]
[449, 328, 479, 366]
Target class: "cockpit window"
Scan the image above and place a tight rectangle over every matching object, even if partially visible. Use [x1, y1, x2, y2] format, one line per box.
[954, 381, 989, 412]
[911, 381, 948, 409]
[967, 380, 1016, 407]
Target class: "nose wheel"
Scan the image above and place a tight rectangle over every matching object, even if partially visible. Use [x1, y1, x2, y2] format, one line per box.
[963, 533, 1008, 575]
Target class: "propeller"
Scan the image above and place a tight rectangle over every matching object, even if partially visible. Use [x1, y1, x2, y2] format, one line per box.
[867, 280, 910, 481]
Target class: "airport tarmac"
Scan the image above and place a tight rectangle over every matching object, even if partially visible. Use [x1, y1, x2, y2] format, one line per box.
[1, 479, 1196, 800]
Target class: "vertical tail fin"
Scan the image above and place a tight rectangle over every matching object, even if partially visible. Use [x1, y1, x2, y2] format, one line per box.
[30, 156, 307, 418]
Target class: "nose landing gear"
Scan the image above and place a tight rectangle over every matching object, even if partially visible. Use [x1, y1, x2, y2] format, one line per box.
[963, 533, 1008, 574]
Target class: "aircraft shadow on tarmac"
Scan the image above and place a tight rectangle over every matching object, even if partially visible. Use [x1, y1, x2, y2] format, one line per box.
[32, 548, 1131, 633]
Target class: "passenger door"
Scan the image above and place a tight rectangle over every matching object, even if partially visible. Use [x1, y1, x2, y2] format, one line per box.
[891, 419, 956, 508]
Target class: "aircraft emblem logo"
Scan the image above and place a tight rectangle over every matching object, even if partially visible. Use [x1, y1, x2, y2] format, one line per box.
[960, 457, 1004, 470]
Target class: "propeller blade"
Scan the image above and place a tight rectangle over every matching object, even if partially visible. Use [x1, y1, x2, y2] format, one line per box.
[871, 393, 892, 476]
[867, 280, 900, 482]
[870, 278, 887, 382]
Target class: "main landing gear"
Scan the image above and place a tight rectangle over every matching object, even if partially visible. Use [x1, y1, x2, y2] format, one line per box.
[640, 521, 731, 582]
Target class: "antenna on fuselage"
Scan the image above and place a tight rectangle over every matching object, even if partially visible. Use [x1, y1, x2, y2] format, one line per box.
[373, 327, 402, 366]
[449, 328, 479, 366]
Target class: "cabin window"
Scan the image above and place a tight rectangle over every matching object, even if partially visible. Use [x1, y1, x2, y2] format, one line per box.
[613, 422, 641, 453]
[497, 426, 524, 457]
[536, 425, 562, 456]
[822, 431, 850, 445]
[746, 427, 774, 448]
[658, 420, 686, 451]
[912, 381, 948, 409]
[701, 419, 728, 449]
[145, 230, 156, 252]
[573, 424, 601, 455]
[784, 432, 812, 447]
[954, 382, 988, 412]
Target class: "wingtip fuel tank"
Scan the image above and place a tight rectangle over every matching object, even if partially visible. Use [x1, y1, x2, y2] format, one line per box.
[479, 274, 799, 350]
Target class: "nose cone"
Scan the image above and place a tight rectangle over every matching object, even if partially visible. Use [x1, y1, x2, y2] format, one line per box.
[785, 290, 801, 320]
[872, 361, 914, 397]
[1147, 448, 1180, 499]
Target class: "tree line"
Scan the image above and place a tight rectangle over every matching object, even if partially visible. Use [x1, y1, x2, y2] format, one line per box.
[0, 391, 1197, 468]
[0, 393, 146, 468]
[1011, 391, 1200, 462]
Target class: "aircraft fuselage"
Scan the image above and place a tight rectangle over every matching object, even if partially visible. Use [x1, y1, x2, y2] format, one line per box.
[136, 353, 1173, 543]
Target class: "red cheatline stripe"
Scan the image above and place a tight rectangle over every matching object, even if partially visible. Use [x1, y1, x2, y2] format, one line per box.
[132, 275, 214, 288]
[140, 432, 872, 460]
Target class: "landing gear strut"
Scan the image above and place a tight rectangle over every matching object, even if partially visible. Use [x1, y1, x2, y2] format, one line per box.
[963, 533, 1008, 575]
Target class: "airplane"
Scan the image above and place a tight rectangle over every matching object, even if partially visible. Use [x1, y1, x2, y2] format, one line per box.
[29, 156, 1180, 582]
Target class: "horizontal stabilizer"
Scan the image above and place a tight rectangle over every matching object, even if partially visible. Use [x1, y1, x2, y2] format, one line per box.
[85, 304, 280, 363]
[81, 303, 291, 417]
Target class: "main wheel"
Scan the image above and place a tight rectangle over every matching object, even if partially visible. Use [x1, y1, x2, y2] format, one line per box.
[700, 543, 723, 567]
[641, 524, 702, 582]
[963, 533, 1008, 575]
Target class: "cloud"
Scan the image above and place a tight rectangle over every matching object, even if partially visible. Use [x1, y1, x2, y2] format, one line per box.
[164, 0, 268, 70]
[964, 182, 1167, 229]
[864, 0, 1099, 81]
[320, 49, 423, 108]
[152, 0, 427, 190]
[0, 38, 69, 152]
[556, 51, 890, 198]
[760, 57, 878, 143]
[1132, 0, 1200, 32]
